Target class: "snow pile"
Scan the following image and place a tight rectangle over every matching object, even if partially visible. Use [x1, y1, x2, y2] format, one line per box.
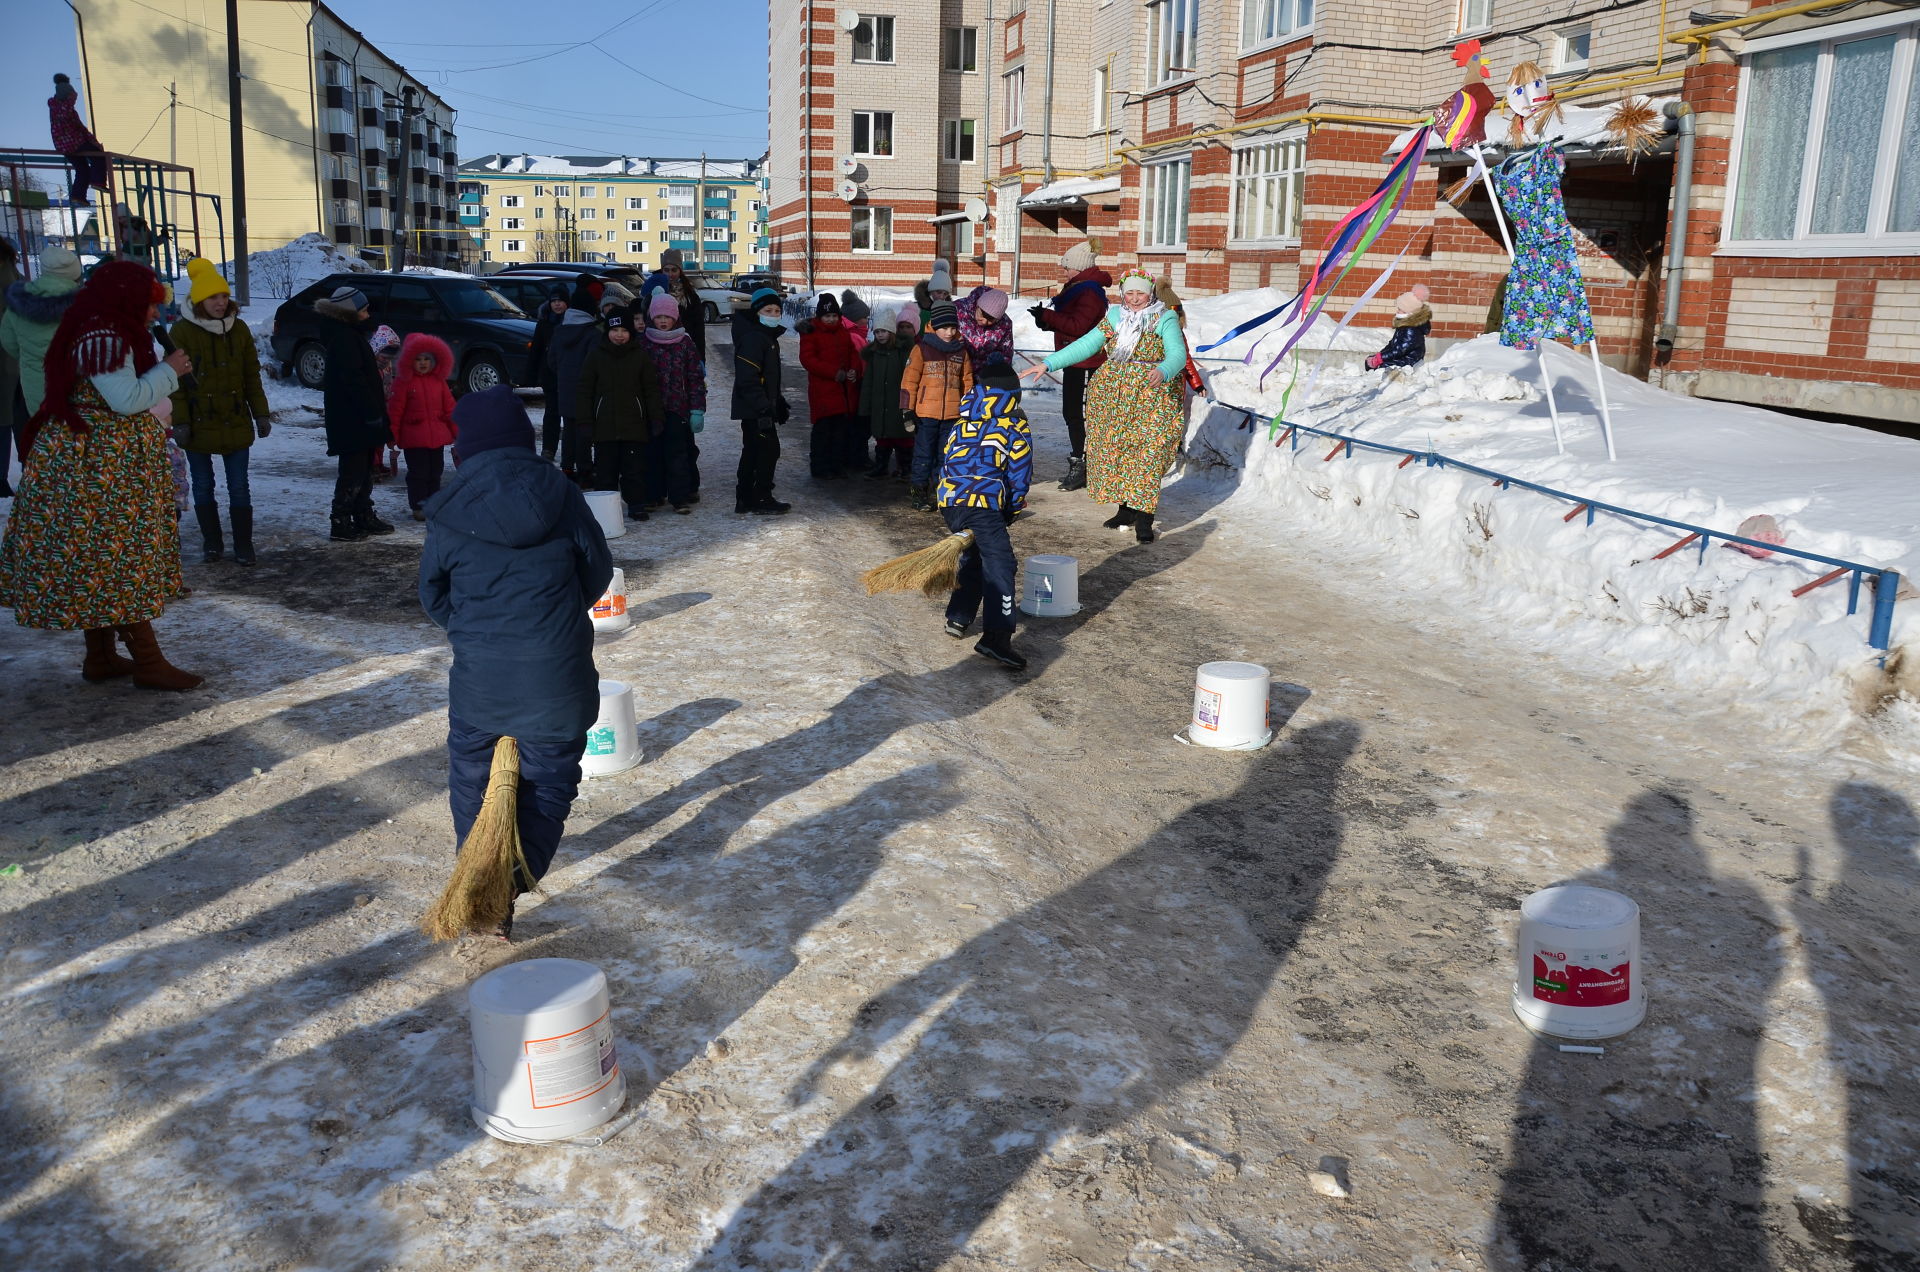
[1185, 334, 1920, 746]
[170, 233, 372, 304]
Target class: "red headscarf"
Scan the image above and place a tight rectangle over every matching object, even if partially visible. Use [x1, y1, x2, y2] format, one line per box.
[28, 260, 168, 446]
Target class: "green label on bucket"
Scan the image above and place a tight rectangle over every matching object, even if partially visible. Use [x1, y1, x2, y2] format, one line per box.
[586, 725, 618, 756]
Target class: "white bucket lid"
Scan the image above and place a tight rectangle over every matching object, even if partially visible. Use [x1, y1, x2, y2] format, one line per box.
[1025, 554, 1077, 568]
[1198, 661, 1269, 683]
[469, 957, 607, 1015]
[1521, 885, 1638, 929]
[598, 679, 630, 697]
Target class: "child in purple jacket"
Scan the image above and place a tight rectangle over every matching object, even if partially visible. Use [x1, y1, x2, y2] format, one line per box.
[957, 285, 1014, 379]
[643, 292, 706, 513]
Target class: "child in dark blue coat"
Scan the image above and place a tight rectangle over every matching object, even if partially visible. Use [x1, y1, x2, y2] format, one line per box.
[1366, 286, 1432, 371]
[936, 374, 1033, 670]
[418, 386, 613, 939]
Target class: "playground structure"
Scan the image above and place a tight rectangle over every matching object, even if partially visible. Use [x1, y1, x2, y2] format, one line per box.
[0, 147, 221, 287]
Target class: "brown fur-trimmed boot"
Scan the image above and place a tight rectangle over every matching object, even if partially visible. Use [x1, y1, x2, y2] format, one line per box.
[115, 620, 204, 692]
[81, 628, 136, 682]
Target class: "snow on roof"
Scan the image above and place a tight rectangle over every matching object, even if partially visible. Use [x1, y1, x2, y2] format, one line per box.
[1019, 175, 1123, 209]
[461, 153, 760, 180]
[1388, 96, 1678, 158]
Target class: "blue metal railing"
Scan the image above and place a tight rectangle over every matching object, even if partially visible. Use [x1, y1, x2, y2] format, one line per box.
[1212, 403, 1903, 653]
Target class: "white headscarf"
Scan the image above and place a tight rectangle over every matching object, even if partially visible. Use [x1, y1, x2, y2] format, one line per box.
[1110, 298, 1168, 366]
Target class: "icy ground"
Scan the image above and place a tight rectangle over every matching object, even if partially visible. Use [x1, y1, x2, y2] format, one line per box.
[0, 317, 1917, 1272]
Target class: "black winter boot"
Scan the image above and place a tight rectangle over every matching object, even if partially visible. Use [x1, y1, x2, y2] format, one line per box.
[1060, 455, 1087, 491]
[1102, 504, 1134, 529]
[355, 508, 396, 536]
[1134, 511, 1158, 543]
[330, 513, 367, 542]
[194, 503, 224, 563]
[974, 630, 1028, 671]
[230, 507, 256, 565]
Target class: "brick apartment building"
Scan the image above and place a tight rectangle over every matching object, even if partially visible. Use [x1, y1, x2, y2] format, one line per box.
[768, 1, 1920, 423]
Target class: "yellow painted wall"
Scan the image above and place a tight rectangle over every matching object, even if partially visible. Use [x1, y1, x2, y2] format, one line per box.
[464, 170, 763, 274]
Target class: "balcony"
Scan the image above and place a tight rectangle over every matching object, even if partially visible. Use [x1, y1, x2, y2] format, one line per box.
[704, 196, 731, 208]
[667, 238, 698, 252]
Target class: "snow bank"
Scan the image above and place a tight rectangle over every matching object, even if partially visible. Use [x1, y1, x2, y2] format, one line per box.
[171, 233, 372, 304]
[1184, 334, 1920, 745]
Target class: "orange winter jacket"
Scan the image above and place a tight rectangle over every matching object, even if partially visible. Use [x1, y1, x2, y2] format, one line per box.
[900, 334, 974, 420]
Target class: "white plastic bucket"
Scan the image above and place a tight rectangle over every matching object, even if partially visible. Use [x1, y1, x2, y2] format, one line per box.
[584, 490, 626, 541]
[1511, 885, 1645, 1040]
[1189, 661, 1272, 749]
[581, 678, 640, 778]
[591, 567, 630, 633]
[469, 958, 626, 1143]
[1019, 554, 1081, 617]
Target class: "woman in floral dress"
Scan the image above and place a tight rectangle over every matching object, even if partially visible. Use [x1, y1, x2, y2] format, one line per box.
[0, 261, 202, 690]
[1023, 268, 1188, 543]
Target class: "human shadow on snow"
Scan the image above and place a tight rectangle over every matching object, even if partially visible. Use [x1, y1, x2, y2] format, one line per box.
[1494, 787, 1786, 1272]
[687, 719, 1361, 1270]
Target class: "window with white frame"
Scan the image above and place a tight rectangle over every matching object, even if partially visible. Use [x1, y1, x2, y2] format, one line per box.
[1556, 26, 1591, 70]
[500, 217, 523, 230]
[628, 241, 645, 253]
[553, 185, 570, 196]
[1242, 0, 1313, 47]
[1457, 0, 1492, 33]
[501, 194, 522, 208]
[1005, 66, 1027, 130]
[627, 219, 643, 231]
[1729, 17, 1920, 244]
[703, 227, 728, 241]
[1093, 64, 1112, 130]
[533, 185, 545, 196]
[704, 251, 729, 265]
[501, 239, 524, 252]
[627, 196, 646, 209]
[853, 110, 895, 156]
[943, 118, 978, 162]
[582, 230, 599, 242]
[852, 14, 895, 63]
[1231, 134, 1306, 241]
[604, 186, 617, 197]
[1148, 0, 1200, 85]
[944, 26, 978, 71]
[533, 206, 544, 218]
[579, 207, 596, 219]
[851, 206, 894, 252]
[1141, 156, 1192, 247]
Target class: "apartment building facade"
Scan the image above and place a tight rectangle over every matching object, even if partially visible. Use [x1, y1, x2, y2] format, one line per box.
[70, 0, 463, 272]
[771, 1, 1920, 421]
[456, 155, 769, 275]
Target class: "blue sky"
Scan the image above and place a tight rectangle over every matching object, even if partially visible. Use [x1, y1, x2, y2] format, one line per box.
[3, 0, 769, 169]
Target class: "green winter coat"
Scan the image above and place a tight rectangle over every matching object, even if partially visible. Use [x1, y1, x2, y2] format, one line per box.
[858, 335, 914, 441]
[0, 272, 81, 417]
[576, 336, 665, 444]
[169, 310, 270, 455]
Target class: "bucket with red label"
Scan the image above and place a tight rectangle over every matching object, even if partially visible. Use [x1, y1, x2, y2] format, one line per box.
[1511, 885, 1646, 1039]
[591, 567, 630, 633]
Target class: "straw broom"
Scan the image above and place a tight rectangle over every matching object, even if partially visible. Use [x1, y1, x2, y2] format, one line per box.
[422, 737, 536, 941]
[862, 530, 975, 597]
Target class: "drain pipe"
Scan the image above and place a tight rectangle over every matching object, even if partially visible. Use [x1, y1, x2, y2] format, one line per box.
[1655, 102, 1695, 361]
[802, 0, 816, 292]
[1042, 0, 1057, 186]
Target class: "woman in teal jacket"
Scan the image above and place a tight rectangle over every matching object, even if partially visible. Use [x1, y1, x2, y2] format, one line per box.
[1022, 267, 1186, 542]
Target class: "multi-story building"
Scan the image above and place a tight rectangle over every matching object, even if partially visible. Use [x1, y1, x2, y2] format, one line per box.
[69, 0, 462, 274]
[456, 155, 769, 276]
[771, 1, 1920, 422]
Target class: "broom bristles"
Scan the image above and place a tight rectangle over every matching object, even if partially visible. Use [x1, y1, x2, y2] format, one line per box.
[861, 530, 974, 598]
[422, 736, 537, 942]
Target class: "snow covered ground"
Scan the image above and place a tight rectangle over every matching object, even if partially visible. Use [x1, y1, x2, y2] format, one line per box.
[2, 245, 1915, 1268]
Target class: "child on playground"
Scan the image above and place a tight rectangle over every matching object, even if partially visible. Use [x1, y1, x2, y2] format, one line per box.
[386, 332, 458, 519]
[935, 381, 1033, 671]
[903, 301, 973, 511]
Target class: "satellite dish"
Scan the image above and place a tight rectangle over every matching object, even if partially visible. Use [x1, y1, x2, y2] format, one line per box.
[840, 9, 863, 31]
[963, 196, 988, 223]
[838, 180, 861, 203]
[839, 156, 860, 176]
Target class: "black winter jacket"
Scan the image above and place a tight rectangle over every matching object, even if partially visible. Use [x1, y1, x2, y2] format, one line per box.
[419, 447, 614, 742]
[729, 307, 787, 424]
[528, 291, 570, 384]
[316, 298, 388, 456]
[577, 337, 666, 443]
[546, 311, 602, 418]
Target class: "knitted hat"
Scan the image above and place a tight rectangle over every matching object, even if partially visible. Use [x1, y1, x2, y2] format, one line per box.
[1060, 240, 1096, 272]
[748, 286, 781, 313]
[52, 73, 77, 101]
[1118, 269, 1156, 295]
[599, 280, 634, 310]
[928, 301, 959, 330]
[605, 311, 629, 332]
[569, 278, 600, 309]
[873, 305, 897, 330]
[547, 282, 571, 304]
[838, 289, 871, 323]
[660, 248, 684, 269]
[370, 324, 401, 354]
[185, 257, 230, 305]
[451, 386, 537, 462]
[649, 292, 680, 320]
[39, 245, 82, 282]
[328, 284, 370, 312]
[1394, 291, 1424, 313]
[928, 259, 954, 294]
[814, 291, 840, 317]
[975, 288, 1008, 319]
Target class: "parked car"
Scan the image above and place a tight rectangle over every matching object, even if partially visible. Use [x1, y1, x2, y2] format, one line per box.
[270, 273, 537, 396]
[484, 271, 579, 319]
[493, 261, 647, 292]
[732, 271, 788, 297]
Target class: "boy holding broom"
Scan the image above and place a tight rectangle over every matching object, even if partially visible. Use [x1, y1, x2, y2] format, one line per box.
[419, 386, 613, 941]
[935, 378, 1033, 670]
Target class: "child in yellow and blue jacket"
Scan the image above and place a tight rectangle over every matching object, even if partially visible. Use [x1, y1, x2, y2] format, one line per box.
[935, 379, 1033, 670]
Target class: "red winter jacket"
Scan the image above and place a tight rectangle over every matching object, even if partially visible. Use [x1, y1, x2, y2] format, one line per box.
[385, 332, 458, 449]
[1032, 267, 1112, 370]
[798, 316, 862, 420]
